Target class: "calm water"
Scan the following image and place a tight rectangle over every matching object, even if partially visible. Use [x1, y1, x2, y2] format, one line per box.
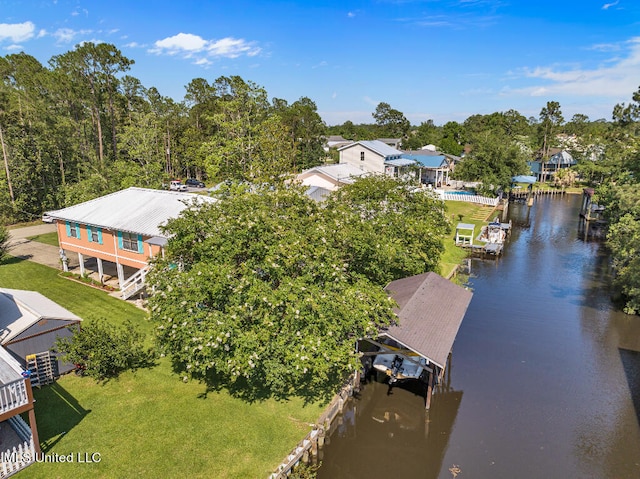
[318, 194, 640, 479]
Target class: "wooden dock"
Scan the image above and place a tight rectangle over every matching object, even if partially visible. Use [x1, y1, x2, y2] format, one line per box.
[509, 189, 566, 203]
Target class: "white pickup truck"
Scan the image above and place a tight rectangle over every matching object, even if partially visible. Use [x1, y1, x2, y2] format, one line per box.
[169, 180, 188, 192]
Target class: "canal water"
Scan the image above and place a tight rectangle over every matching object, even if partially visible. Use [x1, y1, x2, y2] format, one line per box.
[318, 194, 640, 479]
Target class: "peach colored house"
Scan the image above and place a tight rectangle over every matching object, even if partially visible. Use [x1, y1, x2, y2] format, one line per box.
[45, 187, 215, 299]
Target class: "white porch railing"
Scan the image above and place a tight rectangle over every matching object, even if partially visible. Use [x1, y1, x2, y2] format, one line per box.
[121, 267, 148, 300]
[1, 417, 36, 478]
[438, 192, 499, 206]
[0, 379, 28, 416]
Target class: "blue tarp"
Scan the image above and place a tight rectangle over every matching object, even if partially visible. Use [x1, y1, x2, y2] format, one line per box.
[512, 175, 537, 184]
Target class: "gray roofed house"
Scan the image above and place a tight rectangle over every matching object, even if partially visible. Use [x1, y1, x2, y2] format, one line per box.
[46, 187, 215, 238]
[0, 288, 82, 374]
[44, 187, 217, 299]
[338, 140, 407, 176]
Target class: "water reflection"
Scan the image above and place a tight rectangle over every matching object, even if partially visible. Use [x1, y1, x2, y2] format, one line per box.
[319, 195, 640, 479]
[317, 378, 462, 479]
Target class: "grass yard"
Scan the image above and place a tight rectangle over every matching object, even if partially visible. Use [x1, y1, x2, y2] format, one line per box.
[26, 231, 60, 247]
[0, 257, 325, 479]
[439, 201, 497, 278]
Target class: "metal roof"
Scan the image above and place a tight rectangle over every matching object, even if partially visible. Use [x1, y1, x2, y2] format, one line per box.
[0, 347, 24, 384]
[381, 272, 473, 369]
[305, 186, 333, 202]
[0, 288, 82, 344]
[301, 164, 369, 183]
[402, 154, 448, 168]
[384, 158, 417, 167]
[338, 140, 404, 158]
[45, 187, 216, 237]
[548, 150, 576, 165]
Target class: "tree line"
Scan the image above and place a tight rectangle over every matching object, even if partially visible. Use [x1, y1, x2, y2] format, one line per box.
[0, 43, 327, 223]
[1, 41, 628, 225]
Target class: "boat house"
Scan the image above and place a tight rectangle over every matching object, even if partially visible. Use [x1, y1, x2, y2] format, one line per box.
[364, 272, 473, 409]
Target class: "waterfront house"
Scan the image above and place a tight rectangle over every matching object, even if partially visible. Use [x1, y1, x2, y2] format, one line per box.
[401, 152, 451, 186]
[45, 187, 216, 299]
[529, 148, 576, 182]
[338, 140, 405, 175]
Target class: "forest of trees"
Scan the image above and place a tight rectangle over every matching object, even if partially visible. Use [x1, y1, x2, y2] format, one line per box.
[0, 42, 626, 226]
[2, 43, 640, 314]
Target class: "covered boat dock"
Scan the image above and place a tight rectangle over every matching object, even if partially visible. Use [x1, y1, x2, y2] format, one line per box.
[362, 272, 473, 409]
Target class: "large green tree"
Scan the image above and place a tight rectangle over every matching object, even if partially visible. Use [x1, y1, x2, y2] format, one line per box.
[453, 130, 529, 195]
[147, 184, 396, 399]
[372, 102, 410, 139]
[329, 175, 450, 284]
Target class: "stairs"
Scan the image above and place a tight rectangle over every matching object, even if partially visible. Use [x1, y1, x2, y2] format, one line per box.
[121, 267, 148, 300]
[25, 351, 57, 387]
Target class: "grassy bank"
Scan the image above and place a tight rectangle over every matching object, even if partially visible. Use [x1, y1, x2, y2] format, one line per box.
[440, 200, 495, 278]
[0, 257, 324, 479]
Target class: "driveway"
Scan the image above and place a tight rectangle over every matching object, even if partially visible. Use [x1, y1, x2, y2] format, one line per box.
[6, 224, 76, 270]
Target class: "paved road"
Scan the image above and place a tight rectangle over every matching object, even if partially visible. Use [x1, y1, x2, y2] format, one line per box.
[6, 224, 75, 269]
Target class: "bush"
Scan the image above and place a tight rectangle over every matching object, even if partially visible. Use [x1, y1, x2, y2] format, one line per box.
[56, 320, 156, 380]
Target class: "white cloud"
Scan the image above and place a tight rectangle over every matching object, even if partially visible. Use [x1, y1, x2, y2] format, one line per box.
[509, 37, 640, 99]
[154, 33, 207, 53]
[151, 33, 261, 62]
[4, 44, 23, 52]
[347, 12, 356, 18]
[208, 37, 261, 58]
[312, 60, 328, 69]
[53, 28, 93, 44]
[602, 1, 619, 10]
[0, 21, 36, 43]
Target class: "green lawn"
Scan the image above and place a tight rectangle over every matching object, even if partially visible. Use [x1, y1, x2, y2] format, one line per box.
[26, 232, 60, 247]
[0, 257, 324, 479]
[439, 201, 496, 278]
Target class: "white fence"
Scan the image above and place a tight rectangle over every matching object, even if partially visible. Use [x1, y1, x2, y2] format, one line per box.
[1, 417, 35, 478]
[438, 191, 499, 206]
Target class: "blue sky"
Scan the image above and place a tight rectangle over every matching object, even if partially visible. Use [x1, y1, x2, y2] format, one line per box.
[1, 0, 639, 126]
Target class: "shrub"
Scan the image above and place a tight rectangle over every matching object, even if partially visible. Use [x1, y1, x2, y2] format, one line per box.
[56, 320, 156, 380]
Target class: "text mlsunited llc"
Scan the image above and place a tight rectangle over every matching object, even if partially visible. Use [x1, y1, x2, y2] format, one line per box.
[1, 452, 101, 463]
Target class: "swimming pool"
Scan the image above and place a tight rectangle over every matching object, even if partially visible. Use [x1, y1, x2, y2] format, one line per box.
[447, 190, 475, 196]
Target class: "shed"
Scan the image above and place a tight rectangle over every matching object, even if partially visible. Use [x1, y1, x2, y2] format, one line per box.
[0, 288, 82, 374]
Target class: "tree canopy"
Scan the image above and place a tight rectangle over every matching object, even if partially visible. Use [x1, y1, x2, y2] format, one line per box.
[147, 177, 450, 399]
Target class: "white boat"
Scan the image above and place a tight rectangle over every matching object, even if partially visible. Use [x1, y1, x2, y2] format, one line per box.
[373, 353, 428, 384]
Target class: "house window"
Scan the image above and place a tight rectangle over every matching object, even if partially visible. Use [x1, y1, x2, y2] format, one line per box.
[121, 232, 138, 252]
[66, 221, 81, 239]
[87, 225, 103, 244]
[360, 151, 365, 161]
